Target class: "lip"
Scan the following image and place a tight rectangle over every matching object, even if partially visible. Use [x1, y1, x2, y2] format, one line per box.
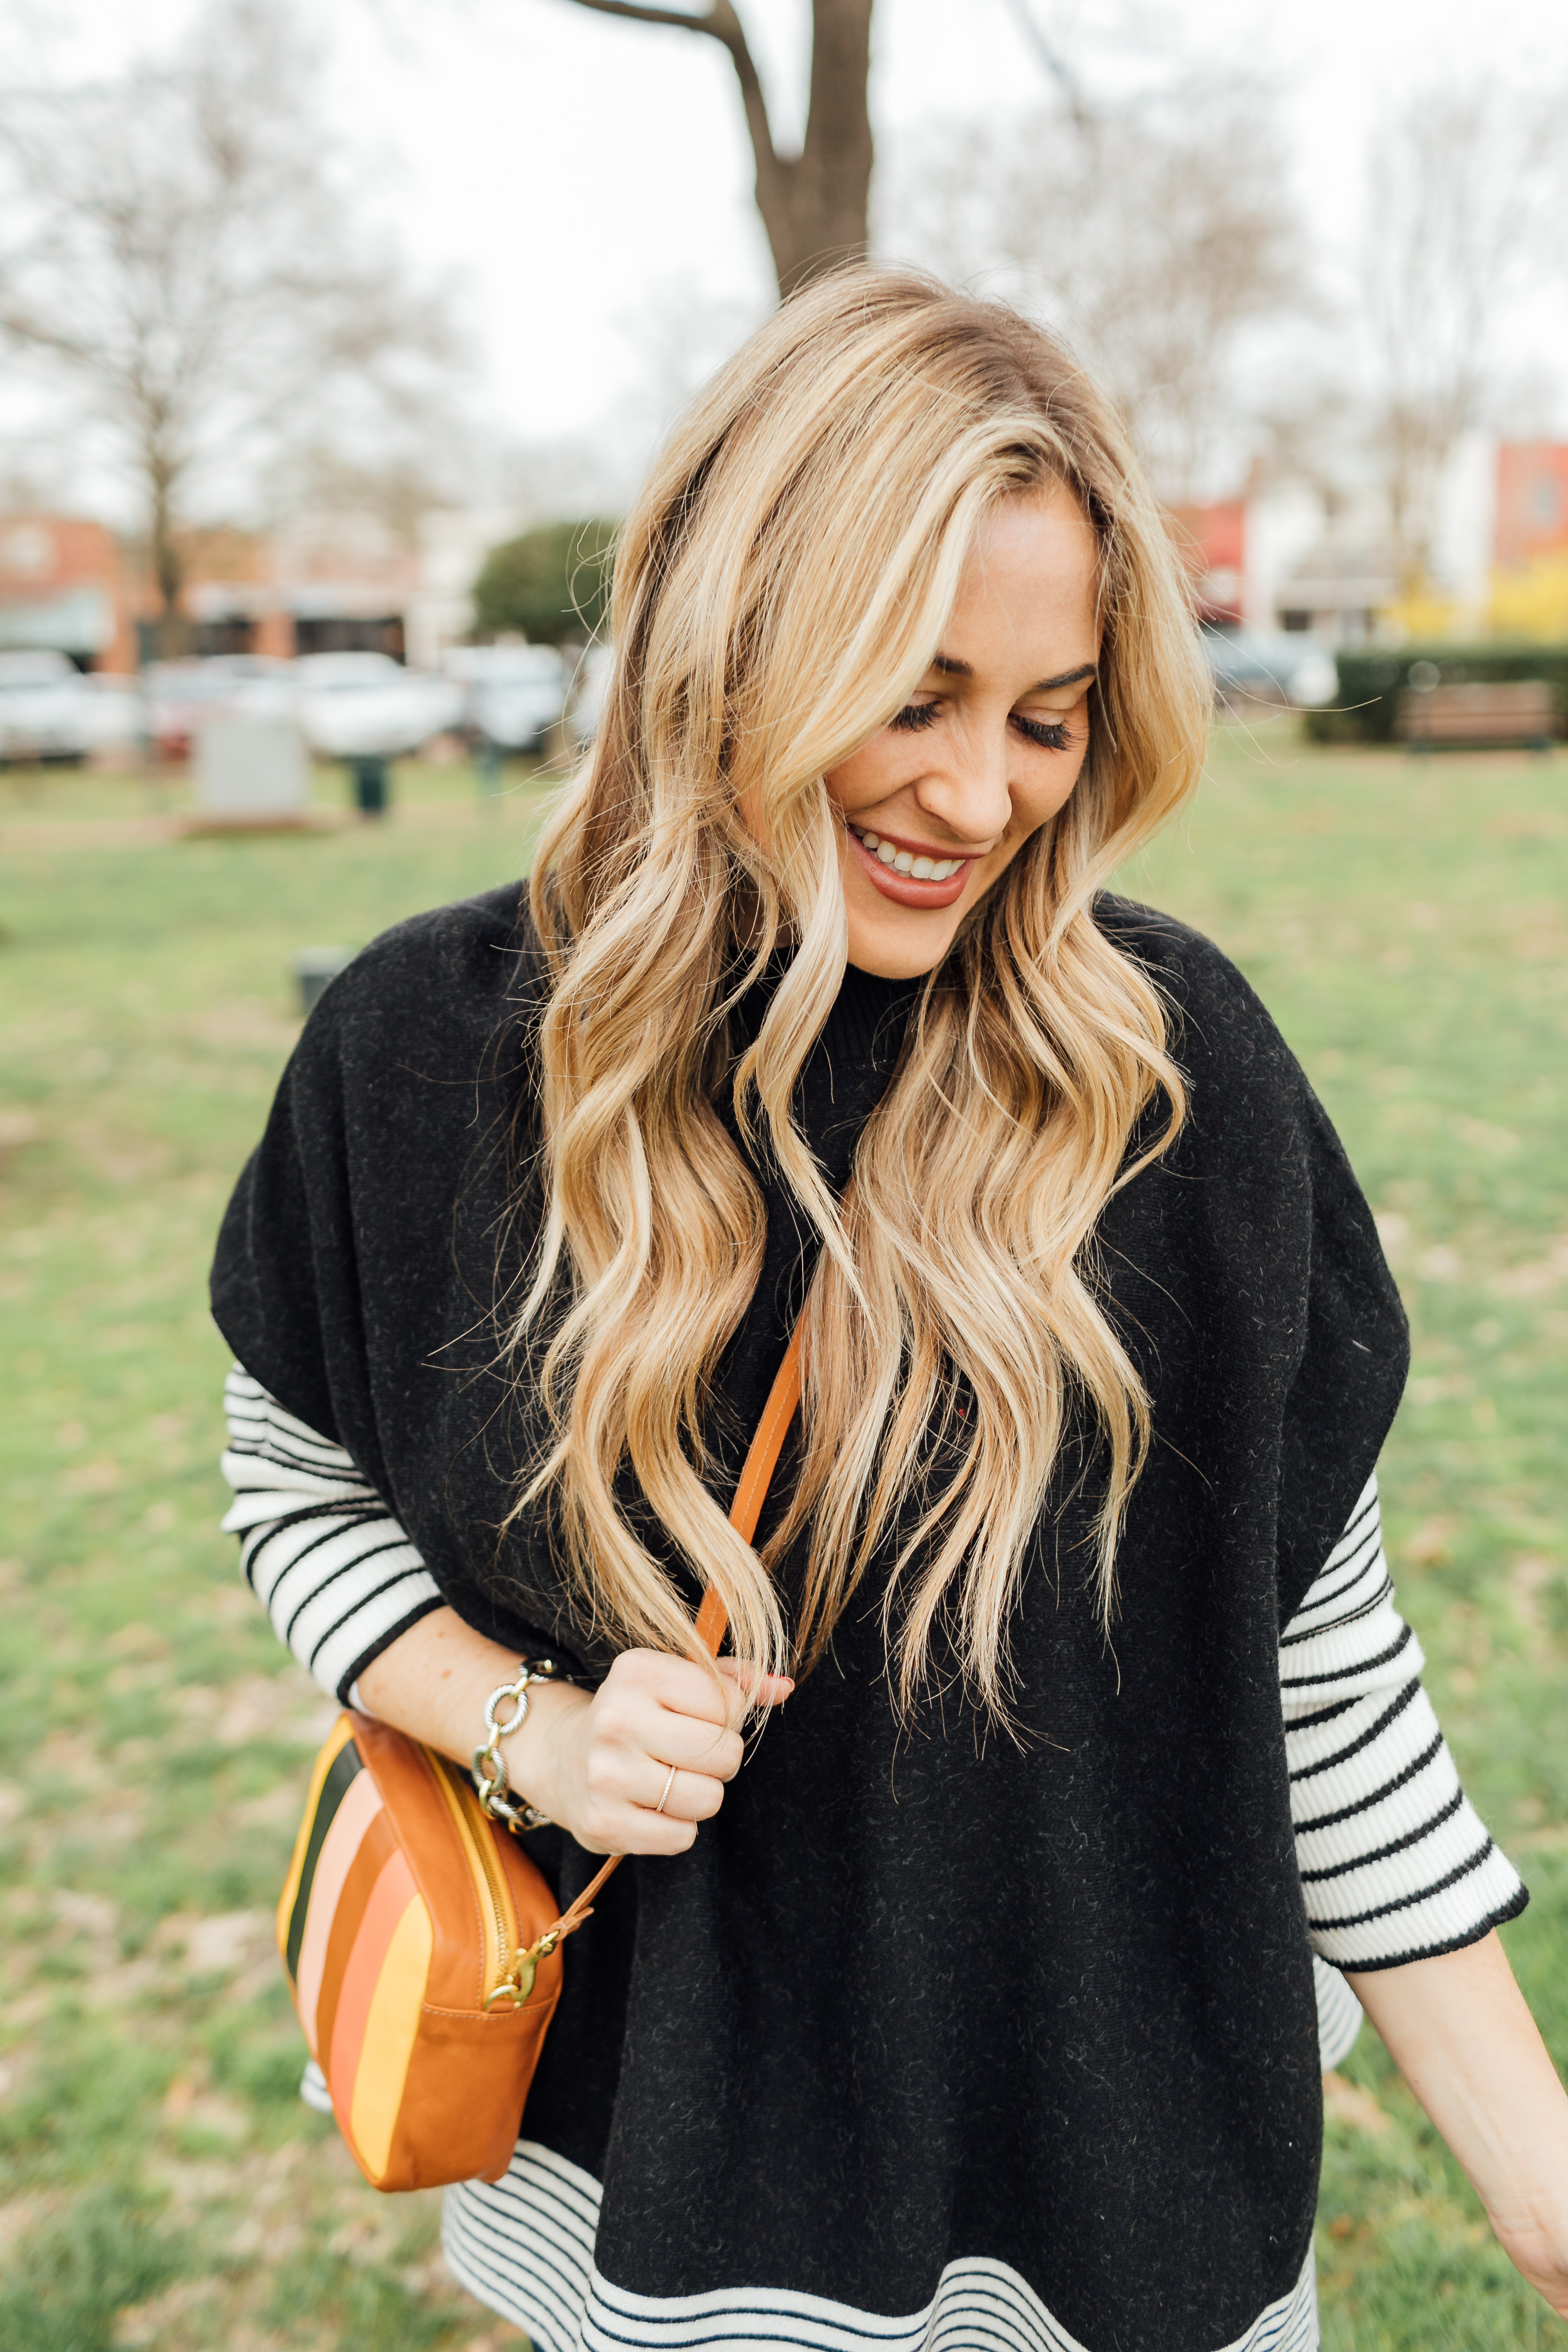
[846, 824, 978, 910]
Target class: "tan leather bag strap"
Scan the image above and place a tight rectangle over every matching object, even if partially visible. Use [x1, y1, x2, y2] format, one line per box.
[540, 1325, 804, 1948]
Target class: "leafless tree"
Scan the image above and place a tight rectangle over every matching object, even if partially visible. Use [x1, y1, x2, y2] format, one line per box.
[883, 92, 1301, 498]
[551, 0, 874, 295]
[0, 0, 453, 652]
[1358, 80, 1565, 584]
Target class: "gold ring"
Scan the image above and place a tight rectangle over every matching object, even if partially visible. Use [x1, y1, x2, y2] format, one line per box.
[654, 1763, 677, 1815]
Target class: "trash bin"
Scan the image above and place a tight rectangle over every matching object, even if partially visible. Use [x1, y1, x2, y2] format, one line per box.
[347, 755, 390, 817]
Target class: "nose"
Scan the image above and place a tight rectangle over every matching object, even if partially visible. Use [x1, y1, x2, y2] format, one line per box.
[911, 713, 1013, 850]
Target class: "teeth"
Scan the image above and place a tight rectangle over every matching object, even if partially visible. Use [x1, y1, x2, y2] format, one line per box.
[852, 826, 965, 883]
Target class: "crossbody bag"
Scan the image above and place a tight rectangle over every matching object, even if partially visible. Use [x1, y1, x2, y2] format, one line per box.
[274, 1327, 804, 2192]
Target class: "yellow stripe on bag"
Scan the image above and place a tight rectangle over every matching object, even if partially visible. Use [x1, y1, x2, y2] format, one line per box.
[348, 1894, 435, 2183]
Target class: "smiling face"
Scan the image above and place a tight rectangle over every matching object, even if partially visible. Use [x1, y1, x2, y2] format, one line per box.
[826, 485, 1102, 979]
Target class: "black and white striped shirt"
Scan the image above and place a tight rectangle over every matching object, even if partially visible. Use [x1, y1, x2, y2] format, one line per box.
[223, 1365, 1523, 2352]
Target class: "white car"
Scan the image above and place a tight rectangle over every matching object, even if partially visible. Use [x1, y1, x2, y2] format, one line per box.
[1200, 628, 1337, 711]
[445, 644, 566, 754]
[0, 650, 103, 765]
[144, 656, 294, 757]
[294, 653, 464, 760]
[79, 671, 147, 751]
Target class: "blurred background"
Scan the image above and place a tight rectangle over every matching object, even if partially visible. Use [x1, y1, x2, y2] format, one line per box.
[1, 4, 1566, 2348]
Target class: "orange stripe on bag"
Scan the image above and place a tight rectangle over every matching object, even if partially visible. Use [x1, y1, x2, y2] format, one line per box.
[313, 1809, 399, 2074]
[295, 1770, 384, 2053]
[329, 1848, 419, 2114]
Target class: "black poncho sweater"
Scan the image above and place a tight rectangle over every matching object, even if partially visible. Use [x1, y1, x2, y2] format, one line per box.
[212, 883, 1409, 2351]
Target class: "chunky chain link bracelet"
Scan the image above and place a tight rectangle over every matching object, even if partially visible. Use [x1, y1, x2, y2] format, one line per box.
[470, 1655, 559, 1833]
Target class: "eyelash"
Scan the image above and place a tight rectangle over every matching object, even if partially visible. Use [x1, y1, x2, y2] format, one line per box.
[889, 701, 1072, 751]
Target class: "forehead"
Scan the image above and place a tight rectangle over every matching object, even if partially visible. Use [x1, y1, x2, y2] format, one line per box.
[942, 489, 1100, 672]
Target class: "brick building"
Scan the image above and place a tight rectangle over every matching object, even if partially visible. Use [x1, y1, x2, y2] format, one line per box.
[0, 515, 135, 671]
[1494, 444, 1568, 572]
[1165, 500, 1246, 625]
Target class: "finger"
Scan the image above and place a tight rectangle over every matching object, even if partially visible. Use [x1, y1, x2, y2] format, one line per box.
[574, 1804, 699, 1859]
[601, 1704, 743, 1782]
[613, 1649, 733, 1725]
[714, 1659, 795, 1726]
[641, 1762, 725, 1823]
[716, 1660, 795, 1708]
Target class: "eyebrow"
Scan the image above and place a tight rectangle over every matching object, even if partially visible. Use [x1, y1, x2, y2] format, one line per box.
[931, 653, 1098, 692]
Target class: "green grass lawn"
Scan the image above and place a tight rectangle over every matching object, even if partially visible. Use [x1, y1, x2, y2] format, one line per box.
[1, 728, 1565, 2349]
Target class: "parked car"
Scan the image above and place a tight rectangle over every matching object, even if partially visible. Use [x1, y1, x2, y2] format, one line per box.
[444, 644, 566, 754]
[78, 671, 148, 752]
[143, 656, 296, 758]
[0, 650, 102, 765]
[565, 642, 615, 751]
[294, 652, 463, 760]
[1200, 626, 1337, 711]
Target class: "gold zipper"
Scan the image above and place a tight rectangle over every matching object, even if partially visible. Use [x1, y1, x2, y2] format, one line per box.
[430, 1750, 561, 2009]
[430, 1755, 516, 1992]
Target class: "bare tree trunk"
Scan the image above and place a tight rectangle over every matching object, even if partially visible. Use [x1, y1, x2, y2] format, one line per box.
[148, 457, 191, 661]
[764, 0, 874, 293]
[557, 0, 875, 295]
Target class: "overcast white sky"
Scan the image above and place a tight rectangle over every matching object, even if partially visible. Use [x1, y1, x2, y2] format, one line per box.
[9, 0, 1568, 514]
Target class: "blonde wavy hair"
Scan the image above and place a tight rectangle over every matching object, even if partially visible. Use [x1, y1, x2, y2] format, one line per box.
[516, 268, 1210, 1718]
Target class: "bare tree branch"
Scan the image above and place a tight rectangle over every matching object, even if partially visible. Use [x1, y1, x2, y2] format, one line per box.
[550, 0, 726, 24]
[997, 0, 1092, 131]
[552, 0, 873, 294]
[557, 0, 782, 199]
[1357, 79, 1567, 581]
[883, 90, 1301, 497]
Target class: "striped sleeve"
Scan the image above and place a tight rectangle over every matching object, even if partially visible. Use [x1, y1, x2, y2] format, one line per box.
[220, 1364, 443, 1704]
[1281, 1473, 1527, 1972]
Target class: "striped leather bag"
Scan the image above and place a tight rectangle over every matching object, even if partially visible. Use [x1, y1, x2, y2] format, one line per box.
[275, 1328, 804, 2193]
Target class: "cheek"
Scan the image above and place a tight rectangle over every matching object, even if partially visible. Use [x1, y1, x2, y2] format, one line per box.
[1005, 733, 1090, 850]
[823, 734, 904, 814]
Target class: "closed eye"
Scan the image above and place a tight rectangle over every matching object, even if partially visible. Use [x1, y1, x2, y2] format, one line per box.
[1013, 714, 1071, 749]
[889, 701, 1074, 750]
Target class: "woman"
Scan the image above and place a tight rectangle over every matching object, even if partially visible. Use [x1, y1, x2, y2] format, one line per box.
[213, 272, 1568, 2351]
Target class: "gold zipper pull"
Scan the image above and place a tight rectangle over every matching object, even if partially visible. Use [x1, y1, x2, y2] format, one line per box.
[484, 1927, 560, 2010]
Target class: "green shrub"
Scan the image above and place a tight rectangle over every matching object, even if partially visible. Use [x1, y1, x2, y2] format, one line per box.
[1307, 642, 1568, 744]
[471, 517, 618, 645]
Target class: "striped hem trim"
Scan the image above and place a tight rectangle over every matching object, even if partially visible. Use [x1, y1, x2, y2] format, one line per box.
[442, 2143, 1319, 2352]
[1312, 1955, 1363, 2071]
[1313, 1880, 1529, 1974]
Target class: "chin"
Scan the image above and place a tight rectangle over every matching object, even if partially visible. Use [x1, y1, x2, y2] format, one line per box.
[846, 907, 964, 979]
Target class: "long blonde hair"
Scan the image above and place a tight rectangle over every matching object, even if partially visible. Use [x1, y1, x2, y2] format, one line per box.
[517, 269, 1209, 1718]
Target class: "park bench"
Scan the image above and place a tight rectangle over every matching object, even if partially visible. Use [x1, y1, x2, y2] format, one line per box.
[1397, 679, 1561, 751]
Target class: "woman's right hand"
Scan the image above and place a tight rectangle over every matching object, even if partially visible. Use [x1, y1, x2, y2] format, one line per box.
[509, 1648, 795, 1856]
